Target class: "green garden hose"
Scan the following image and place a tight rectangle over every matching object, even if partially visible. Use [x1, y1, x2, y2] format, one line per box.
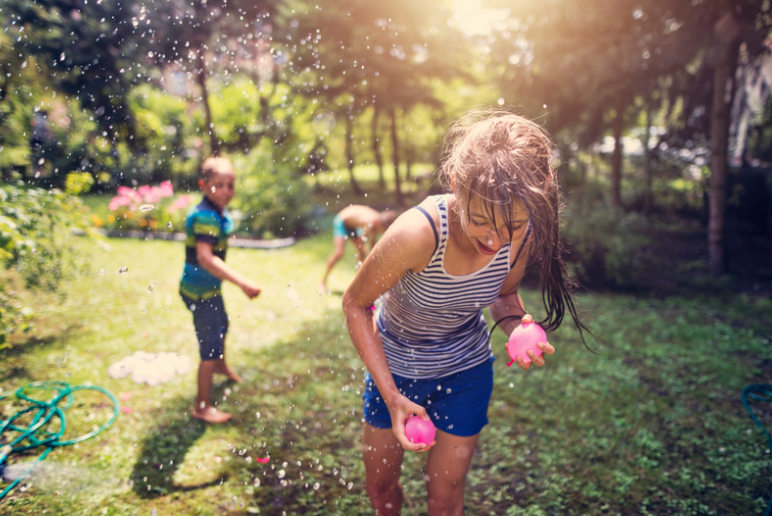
[741, 383, 772, 516]
[0, 381, 120, 501]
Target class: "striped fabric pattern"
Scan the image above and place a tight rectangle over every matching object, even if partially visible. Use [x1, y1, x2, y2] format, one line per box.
[376, 195, 513, 379]
[179, 197, 233, 301]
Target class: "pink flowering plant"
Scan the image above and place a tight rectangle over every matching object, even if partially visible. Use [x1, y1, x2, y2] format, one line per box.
[102, 180, 193, 233]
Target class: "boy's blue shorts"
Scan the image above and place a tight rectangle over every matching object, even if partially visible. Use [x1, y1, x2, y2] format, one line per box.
[362, 357, 494, 437]
[181, 294, 228, 360]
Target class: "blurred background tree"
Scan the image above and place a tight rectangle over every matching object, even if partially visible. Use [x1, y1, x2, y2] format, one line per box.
[0, 0, 770, 285]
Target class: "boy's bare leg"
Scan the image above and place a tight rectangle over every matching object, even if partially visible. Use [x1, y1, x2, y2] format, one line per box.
[192, 359, 231, 423]
[213, 357, 243, 383]
[320, 236, 346, 293]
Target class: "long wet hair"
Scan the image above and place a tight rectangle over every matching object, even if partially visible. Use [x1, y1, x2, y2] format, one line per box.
[438, 110, 587, 338]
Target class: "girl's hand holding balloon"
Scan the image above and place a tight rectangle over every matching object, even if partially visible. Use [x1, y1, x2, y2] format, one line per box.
[507, 314, 555, 370]
[405, 415, 436, 447]
[387, 394, 436, 452]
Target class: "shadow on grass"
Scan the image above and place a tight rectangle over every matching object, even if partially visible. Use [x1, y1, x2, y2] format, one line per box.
[0, 334, 69, 383]
[130, 384, 234, 499]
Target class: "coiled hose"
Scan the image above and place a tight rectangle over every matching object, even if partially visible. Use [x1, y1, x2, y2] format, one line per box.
[741, 384, 772, 516]
[0, 381, 120, 501]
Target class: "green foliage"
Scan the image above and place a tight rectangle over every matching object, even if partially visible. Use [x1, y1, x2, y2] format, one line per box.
[0, 183, 88, 347]
[562, 187, 653, 287]
[4, 0, 148, 149]
[0, 43, 114, 190]
[65, 171, 95, 195]
[210, 78, 266, 148]
[231, 142, 312, 238]
[127, 84, 200, 188]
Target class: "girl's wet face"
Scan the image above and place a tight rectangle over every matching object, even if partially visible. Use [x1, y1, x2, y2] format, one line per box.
[460, 195, 529, 255]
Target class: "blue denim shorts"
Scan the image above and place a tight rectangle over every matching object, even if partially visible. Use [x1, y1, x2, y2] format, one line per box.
[362, 358, 494, 437]
[181, 294, 228, 360]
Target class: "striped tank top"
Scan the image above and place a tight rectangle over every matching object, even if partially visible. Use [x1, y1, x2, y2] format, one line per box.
[376, 195, 530, 379]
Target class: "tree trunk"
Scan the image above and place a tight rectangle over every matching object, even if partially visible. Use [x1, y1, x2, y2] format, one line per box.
[195, 47, 219, 157]
[390, 107, 403, 206]
[610, 94, 624, 213]
[405, 142, 413, 183]
[372, 106, 385, 190]
[345, 112, 363, 196]
[708, 12, 741, 275]
[644, 100, 653, 216]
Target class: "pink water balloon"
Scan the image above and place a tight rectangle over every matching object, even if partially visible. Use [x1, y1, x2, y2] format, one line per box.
[506, 320, 546, 367]
[405, 415, 436, 445]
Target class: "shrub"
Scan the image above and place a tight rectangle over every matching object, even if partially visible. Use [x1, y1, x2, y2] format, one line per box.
[127, 84, 200, 188]
[65, 171, 95, 195]
[231, 143, 312, 238]
[0, 184, 88, 347]
[100, 180, 193, 233]
[562, 194, 652, 288]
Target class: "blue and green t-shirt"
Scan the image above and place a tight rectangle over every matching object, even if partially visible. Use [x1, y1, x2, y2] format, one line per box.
[179, 197, 233, 301]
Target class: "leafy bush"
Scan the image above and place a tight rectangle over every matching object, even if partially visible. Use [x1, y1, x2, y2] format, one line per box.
[65, 171, 95, 195]
[127, 84, 200, 188]
[562, 192, 652, 288]
[0, 184, 88, 347]
[231, 142, 312, 238]
[98, 180, 193, 233]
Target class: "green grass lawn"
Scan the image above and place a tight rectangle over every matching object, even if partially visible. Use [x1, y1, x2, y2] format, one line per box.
[1, 230, 771, 515]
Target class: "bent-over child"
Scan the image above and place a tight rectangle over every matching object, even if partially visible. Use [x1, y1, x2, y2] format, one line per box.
[319, 204, 396, 294]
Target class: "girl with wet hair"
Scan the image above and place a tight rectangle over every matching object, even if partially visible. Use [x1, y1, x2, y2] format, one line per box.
[343, 110, 587, 515]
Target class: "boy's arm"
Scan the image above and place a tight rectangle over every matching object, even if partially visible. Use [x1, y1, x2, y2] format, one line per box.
[196, 241, 261, 299]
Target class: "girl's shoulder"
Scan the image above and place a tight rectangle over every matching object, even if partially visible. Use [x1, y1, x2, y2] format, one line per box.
[375, 197, 445, 272]
[415, 194, 449, 221]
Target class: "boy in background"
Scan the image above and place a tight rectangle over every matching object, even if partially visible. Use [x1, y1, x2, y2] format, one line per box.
[319, 205, 395, 294]
[180, 157, 261, 423]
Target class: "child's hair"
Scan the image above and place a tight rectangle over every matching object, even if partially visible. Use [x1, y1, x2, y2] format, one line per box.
[438, 110, 586, 337]
[200, 157, 235, 183]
